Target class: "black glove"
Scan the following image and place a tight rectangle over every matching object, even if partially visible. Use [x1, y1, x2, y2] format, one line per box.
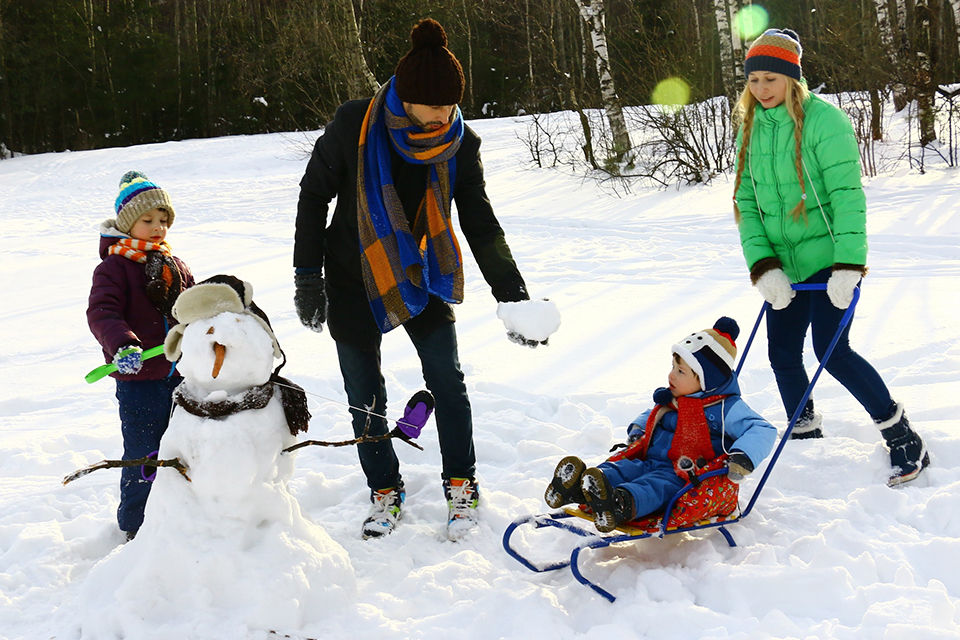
[726, 450, 754, 484]
[294, 272, 326, 333]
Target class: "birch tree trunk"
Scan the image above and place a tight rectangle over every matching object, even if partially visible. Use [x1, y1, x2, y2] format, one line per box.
[875, 0, 910, 110]
[915, 0, 937, 145]
[0, 2, 12, 155]
[174, 0, 182, 135]
[948, 0, 960, 66]
[713, 0, 738, 101]
[335, 0, 379, 98]
[692, 0, 703, 61]
[525, 0, 535, 102]
[461, 0, 474, 113]
[729, 0, 745, 82]
[572, 0, 632, 164]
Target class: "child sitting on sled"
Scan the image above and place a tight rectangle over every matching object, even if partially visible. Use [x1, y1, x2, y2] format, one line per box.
[545, 317, 777, 533]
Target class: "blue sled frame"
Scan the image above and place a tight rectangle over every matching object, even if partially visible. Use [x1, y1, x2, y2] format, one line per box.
[502, 284, 860, 602]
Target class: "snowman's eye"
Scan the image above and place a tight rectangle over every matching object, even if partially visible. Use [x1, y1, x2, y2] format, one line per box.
[206, 327, 215, 335]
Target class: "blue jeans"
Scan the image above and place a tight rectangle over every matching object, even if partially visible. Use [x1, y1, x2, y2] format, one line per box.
[336, 321, 475, 490]
[115, 376, 181, 533]
[766, 268, 895, 423]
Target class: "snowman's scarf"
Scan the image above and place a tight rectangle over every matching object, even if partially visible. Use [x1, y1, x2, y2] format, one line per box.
[173, 375, 310, 436]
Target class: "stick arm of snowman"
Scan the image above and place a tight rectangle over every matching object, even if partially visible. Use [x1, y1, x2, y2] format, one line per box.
[282, 390, 434, 454]
[63, 391, 435, 484]
[63, 455, 191, 485]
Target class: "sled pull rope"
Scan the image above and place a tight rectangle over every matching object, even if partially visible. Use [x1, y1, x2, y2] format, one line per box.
[738, 283, 860, 519]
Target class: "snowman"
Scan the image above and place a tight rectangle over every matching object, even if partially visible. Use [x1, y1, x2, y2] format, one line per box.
[80, 275, 356, 639]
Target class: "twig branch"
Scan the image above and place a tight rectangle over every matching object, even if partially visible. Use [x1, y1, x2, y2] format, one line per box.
[282, 426, 423, 454]
[63, 456, 191, 485]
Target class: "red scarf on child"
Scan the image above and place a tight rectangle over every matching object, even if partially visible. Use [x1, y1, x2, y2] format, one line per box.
[107, 237, 171, 262]
[609, 395, 727, 478]
[107, 238, 182, 316]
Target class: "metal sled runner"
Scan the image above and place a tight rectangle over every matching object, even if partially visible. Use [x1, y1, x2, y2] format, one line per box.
[502, 284, 860, 602]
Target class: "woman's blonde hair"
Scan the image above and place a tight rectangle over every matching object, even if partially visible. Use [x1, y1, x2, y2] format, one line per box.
[732, 76, 810, 223]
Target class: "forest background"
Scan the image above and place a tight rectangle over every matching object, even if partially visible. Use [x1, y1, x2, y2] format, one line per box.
[2, 0, 959, 180]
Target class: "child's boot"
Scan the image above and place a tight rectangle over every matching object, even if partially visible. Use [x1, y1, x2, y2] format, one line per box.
[544, 456, 586, 508]
[612, 487, 636, 524]
[877, 403, 929, 486]
[581, 468, 622, 533]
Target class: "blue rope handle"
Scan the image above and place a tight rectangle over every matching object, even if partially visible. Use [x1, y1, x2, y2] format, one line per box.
[737, 283, 861, 518]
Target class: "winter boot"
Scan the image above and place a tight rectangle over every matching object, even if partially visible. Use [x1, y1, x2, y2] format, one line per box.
[544, 456, 587, 509]
[444, 477, 480, 541]
[361, 485, 405, 539]
[877, 403, 929, 487]
[580, 468, 625, 533]
[612, 487, 636, 524]
[790, 405, 823, 440]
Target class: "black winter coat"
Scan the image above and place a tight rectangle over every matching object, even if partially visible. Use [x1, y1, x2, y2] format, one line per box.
[294, 99, 528, 347]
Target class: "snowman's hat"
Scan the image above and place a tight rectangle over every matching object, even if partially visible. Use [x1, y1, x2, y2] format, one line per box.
[164, 274, 283, 363]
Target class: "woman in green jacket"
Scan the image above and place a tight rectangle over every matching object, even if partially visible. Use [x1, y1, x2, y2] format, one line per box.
[732, 28, 928, 486]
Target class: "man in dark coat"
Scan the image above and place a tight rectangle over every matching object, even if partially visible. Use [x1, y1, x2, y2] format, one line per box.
[293, 18, 554, 540]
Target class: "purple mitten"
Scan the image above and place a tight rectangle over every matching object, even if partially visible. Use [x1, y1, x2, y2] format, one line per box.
[140, 450, 159, 482]
[397, 390, 435, 439]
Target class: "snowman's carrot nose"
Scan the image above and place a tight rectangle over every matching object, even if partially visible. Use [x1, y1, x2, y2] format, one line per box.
[212, 342, 226, 378]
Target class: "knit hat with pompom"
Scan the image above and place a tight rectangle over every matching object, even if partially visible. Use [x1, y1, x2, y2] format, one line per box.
[672, 317, 740, 393]
[744, 28, 803, 80]
[114, 171, 175, 234]
[394, 18, 464, 105]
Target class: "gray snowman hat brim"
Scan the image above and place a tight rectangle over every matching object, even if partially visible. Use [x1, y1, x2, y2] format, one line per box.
[164, 275, 283, 362]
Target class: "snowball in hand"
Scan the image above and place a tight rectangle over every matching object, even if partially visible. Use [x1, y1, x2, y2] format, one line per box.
[497, 299, 561, 342]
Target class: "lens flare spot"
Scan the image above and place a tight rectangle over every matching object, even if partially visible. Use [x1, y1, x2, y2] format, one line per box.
[651, 77, 691, 107]
[734, 5, 769, 40]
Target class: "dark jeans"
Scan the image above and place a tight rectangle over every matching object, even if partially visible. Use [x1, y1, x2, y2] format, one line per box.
[114, 376, 181, 533]
[766, 268, 895, 423]
[336, 321, 475, 490]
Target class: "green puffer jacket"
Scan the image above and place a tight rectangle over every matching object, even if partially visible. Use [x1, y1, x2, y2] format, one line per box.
[735, 93, 867, 282]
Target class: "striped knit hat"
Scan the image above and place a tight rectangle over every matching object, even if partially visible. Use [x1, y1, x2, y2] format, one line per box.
[744, 28, 803, 81]
[672, 317, 740, 393]
[114, 171, 175, 233]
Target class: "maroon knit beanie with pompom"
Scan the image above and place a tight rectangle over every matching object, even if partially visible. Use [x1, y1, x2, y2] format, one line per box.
[394, 18, 464, 105]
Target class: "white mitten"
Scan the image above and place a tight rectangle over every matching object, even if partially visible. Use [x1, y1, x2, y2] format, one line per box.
[497, 299, 561, 348]
[826, 269, 861, 309]
[755, 268, 795, 310]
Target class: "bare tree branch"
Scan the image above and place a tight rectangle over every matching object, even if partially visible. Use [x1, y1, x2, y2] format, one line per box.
[63, 456, 190, 485]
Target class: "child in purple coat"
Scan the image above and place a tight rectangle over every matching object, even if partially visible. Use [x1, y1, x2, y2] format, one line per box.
[87, 171, 194, 540]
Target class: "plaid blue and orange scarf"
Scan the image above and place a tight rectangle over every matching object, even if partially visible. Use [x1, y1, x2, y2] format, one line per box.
[357, 76, 465, 333]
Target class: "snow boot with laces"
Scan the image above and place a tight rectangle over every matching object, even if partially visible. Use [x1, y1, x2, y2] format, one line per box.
[877, 403, 929, 487]
[361, 485, 405, 539]
[443, 477, 479, 541]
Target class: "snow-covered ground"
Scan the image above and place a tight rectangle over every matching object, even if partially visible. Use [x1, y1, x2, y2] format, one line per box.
[1, 110, 958, 639]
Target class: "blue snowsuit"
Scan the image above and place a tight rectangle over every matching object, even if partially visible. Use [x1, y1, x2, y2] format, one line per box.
[598, 374, 776, 519]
